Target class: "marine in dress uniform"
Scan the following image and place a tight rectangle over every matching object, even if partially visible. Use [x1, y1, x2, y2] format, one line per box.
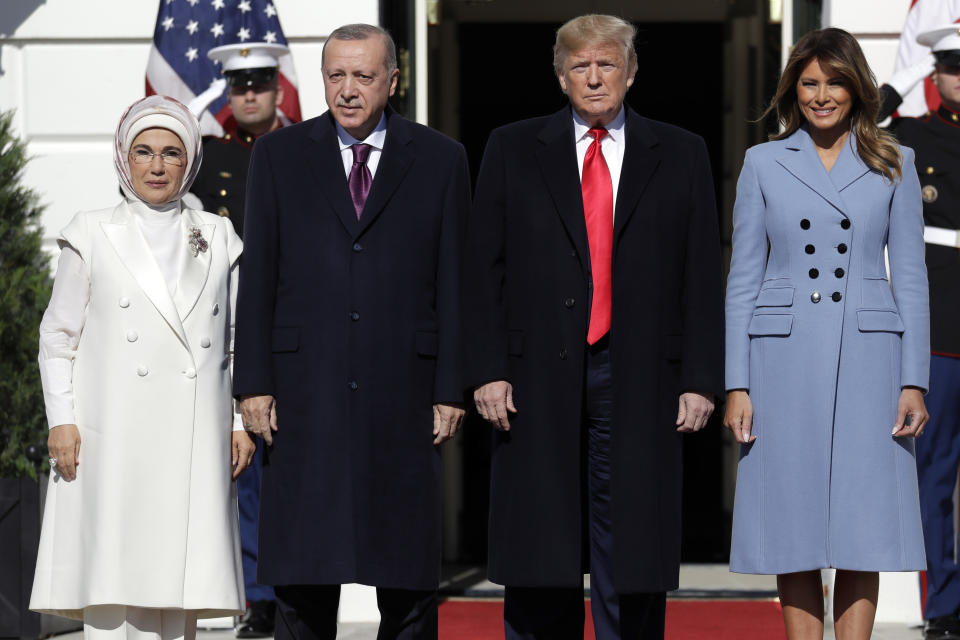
[882, 25, 960, 640]
[189, 42, 291, 638]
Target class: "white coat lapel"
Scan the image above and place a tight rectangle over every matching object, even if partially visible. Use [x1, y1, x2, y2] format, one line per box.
[174, 209, 215, 322]
[100, 202, 188, 347]
[776, 127, 849, 219]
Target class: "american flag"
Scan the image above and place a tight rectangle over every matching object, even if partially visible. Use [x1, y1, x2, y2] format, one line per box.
[146, 0, 302, 137]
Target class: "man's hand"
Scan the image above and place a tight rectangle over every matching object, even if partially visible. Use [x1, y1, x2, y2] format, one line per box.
[723, 390, 756, 443]
[893, 387, 929, 438]
[231, 430, 257, 479]
[433, 402, 466, 445]
[473, 380, 517, 431]
[676, 392, 715, 433]
[48, 423, 81, 481]
[240, 394, 278, 445]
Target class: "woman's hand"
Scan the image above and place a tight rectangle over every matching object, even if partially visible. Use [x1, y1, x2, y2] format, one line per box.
[892, 387, 929, 438]
[723, 390, 757, 444]
[231, 430, 256, 479]
[48, 424, 81, 481]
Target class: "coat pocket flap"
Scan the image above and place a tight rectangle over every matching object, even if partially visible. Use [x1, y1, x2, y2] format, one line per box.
[857, 309, 905, 333]
[755, 286, 795, 307]
[415, 331, 438, 356]
[271, 327, 300, 353]
[748, 313, 794, 336]
[507, 330, 524, 356]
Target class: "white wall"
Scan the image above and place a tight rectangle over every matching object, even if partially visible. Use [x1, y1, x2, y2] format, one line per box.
[0, 0, 377, 253]
[822, 0, 911, 88]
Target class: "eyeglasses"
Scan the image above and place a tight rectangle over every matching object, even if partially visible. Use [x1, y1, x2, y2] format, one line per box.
[129, 149, 186, 166]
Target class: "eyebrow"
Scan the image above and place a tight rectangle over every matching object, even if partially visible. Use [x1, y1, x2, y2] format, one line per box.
[132, 143, 184, 151]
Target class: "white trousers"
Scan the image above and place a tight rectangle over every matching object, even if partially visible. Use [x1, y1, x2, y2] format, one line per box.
[82, 606, 198, 640]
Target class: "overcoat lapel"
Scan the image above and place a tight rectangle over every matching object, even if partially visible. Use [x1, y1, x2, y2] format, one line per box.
[173, 209, 215, 322]
[776, 127, 865, 218]
[355, 109, 414, 237]
[613, 109, 661, 245]
[100, 202, 188, 347]
[535, 108, 589, 270]
[307, 113, 361, 237]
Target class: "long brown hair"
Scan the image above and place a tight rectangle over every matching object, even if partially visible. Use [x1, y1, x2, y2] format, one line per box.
[761, 27, 902, 182]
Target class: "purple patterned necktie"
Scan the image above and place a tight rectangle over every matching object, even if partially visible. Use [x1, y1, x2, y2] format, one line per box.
[349, 143, 372, 219]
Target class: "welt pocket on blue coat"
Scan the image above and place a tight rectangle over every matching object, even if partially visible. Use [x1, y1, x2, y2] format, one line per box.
[507, 330, 524, 356]
[415, 331, 438, 357]
[271, 327, 300, 353]
[755, 285, 794, 307]
[748, 313, 793, 336]
[857, 309, 905, 333]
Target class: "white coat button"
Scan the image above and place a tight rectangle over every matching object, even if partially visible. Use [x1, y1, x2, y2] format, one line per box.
[200, 337, 211, 348]
[184, 368, 197, 379]
[137, 365, 148, 377]
[212, 303, 220, 316]
[126, 331, 138, 342]
[119, 297, 130, 308]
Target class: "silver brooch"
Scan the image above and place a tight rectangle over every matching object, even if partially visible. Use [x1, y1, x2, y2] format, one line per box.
[188, 226, 208, 257]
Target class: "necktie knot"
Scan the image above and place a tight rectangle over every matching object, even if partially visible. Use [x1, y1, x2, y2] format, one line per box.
[588, 127, 608, 144]
[351, 143, 371, 165]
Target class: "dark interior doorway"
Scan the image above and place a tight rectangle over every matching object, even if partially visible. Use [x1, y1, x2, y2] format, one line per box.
[453, 20, 729, 566]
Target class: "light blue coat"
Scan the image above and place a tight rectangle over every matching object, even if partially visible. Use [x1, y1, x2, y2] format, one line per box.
[726, 126, 929, 574]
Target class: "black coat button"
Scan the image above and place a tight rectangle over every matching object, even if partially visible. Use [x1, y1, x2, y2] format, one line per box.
[559, 348, 568, 360]
[841, 219, 851, 229]
[570, 249, 577, 258]
[800, 219, 811, 230]
[809, 268, 819, 279]
[348, 380, 358, 390]
[350, 311, 360, 321]
[564, 298, 575, 308]
[834, 268, 844, 278]
[805, 244, 815, 254]
[837, 243, 847, 254]
[832, 291, 842, 302]
[353, 243, 363, 252]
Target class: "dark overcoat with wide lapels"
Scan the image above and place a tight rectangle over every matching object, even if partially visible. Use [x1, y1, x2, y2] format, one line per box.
[233, 108, 469, 589]
[462, 106, 724, 593]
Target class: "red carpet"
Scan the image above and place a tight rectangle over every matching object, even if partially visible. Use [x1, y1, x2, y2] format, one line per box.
[438, 599, 786, 639]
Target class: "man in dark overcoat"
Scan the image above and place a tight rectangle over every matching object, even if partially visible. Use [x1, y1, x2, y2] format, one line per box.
[233, 23, 468, 640]
[463, 14, 723, 639]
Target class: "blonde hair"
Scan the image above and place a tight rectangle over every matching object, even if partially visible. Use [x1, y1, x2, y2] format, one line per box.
[762, 27, 902, 182]
[553, 14, 637, 77]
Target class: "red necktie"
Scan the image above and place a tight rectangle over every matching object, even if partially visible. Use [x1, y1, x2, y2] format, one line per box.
[582, 127, 613, 345]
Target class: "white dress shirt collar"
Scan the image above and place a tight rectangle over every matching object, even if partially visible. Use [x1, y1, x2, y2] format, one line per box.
[572, 106, 626, 145]
[572, 106, 627, 215]
[336, 113, 388, 179]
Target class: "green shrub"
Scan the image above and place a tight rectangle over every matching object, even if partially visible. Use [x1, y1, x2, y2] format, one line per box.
[0, 110, 52, 479]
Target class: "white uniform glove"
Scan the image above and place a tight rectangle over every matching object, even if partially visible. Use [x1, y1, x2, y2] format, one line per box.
[887, 54, 936, 98]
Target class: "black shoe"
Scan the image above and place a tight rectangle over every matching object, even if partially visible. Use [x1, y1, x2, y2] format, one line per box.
[236, 600, 276, 638]
[924, 615, 960, 639]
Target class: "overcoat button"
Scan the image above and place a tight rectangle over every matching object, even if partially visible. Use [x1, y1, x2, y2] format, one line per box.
[570, 249, 577, 258]
[837, 243, 848, 254]
[832, 292, 842, 302]
[809, 268, 819, 279]
[559, 348, 568, 360]
[840, 219, 851, 230]
[800, 219, 810, 230]
[805, 244, 815, 254]
[564, 298, 575, 308]
[350, 311, 360, 321]
[126, 331, 138, 342]
[353, 243, 363, 252]
[137, 365, 149, 377]
[200, 337, 211, 348]
[811, 291, 821, 303]
[834, 268, 845, 278]
[213, 303, 220, 316]
[118, 297, 130, 308]
[348, 380, 358, 390]
[185, 368, 197, 379]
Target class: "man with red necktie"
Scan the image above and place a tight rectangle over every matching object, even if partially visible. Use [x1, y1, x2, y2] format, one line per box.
[464, 14, 723, 640]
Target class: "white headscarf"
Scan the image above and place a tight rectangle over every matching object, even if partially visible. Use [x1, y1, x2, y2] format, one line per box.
[114, 95, 203, 205]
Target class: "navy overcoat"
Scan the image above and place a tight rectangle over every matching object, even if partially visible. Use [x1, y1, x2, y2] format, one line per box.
[726, 126, 929, 573]
[233, 109, 469, 589]
[463, 107, 724, 592]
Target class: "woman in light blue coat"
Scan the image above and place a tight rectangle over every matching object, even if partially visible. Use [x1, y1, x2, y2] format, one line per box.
[724, 29, 930, 640]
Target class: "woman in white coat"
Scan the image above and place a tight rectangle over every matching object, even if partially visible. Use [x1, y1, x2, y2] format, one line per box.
[30, 95, 252, 640]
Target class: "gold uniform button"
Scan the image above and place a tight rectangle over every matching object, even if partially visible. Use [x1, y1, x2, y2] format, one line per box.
[923, 185, 939, 203]
[245, 136, 252, 144]
[927, 166, 935, 175]
[225, 133, 231, 140]
[219, 189, 227, 197]
[953, 113, 959, 122]
[216, 206, 230, 217]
